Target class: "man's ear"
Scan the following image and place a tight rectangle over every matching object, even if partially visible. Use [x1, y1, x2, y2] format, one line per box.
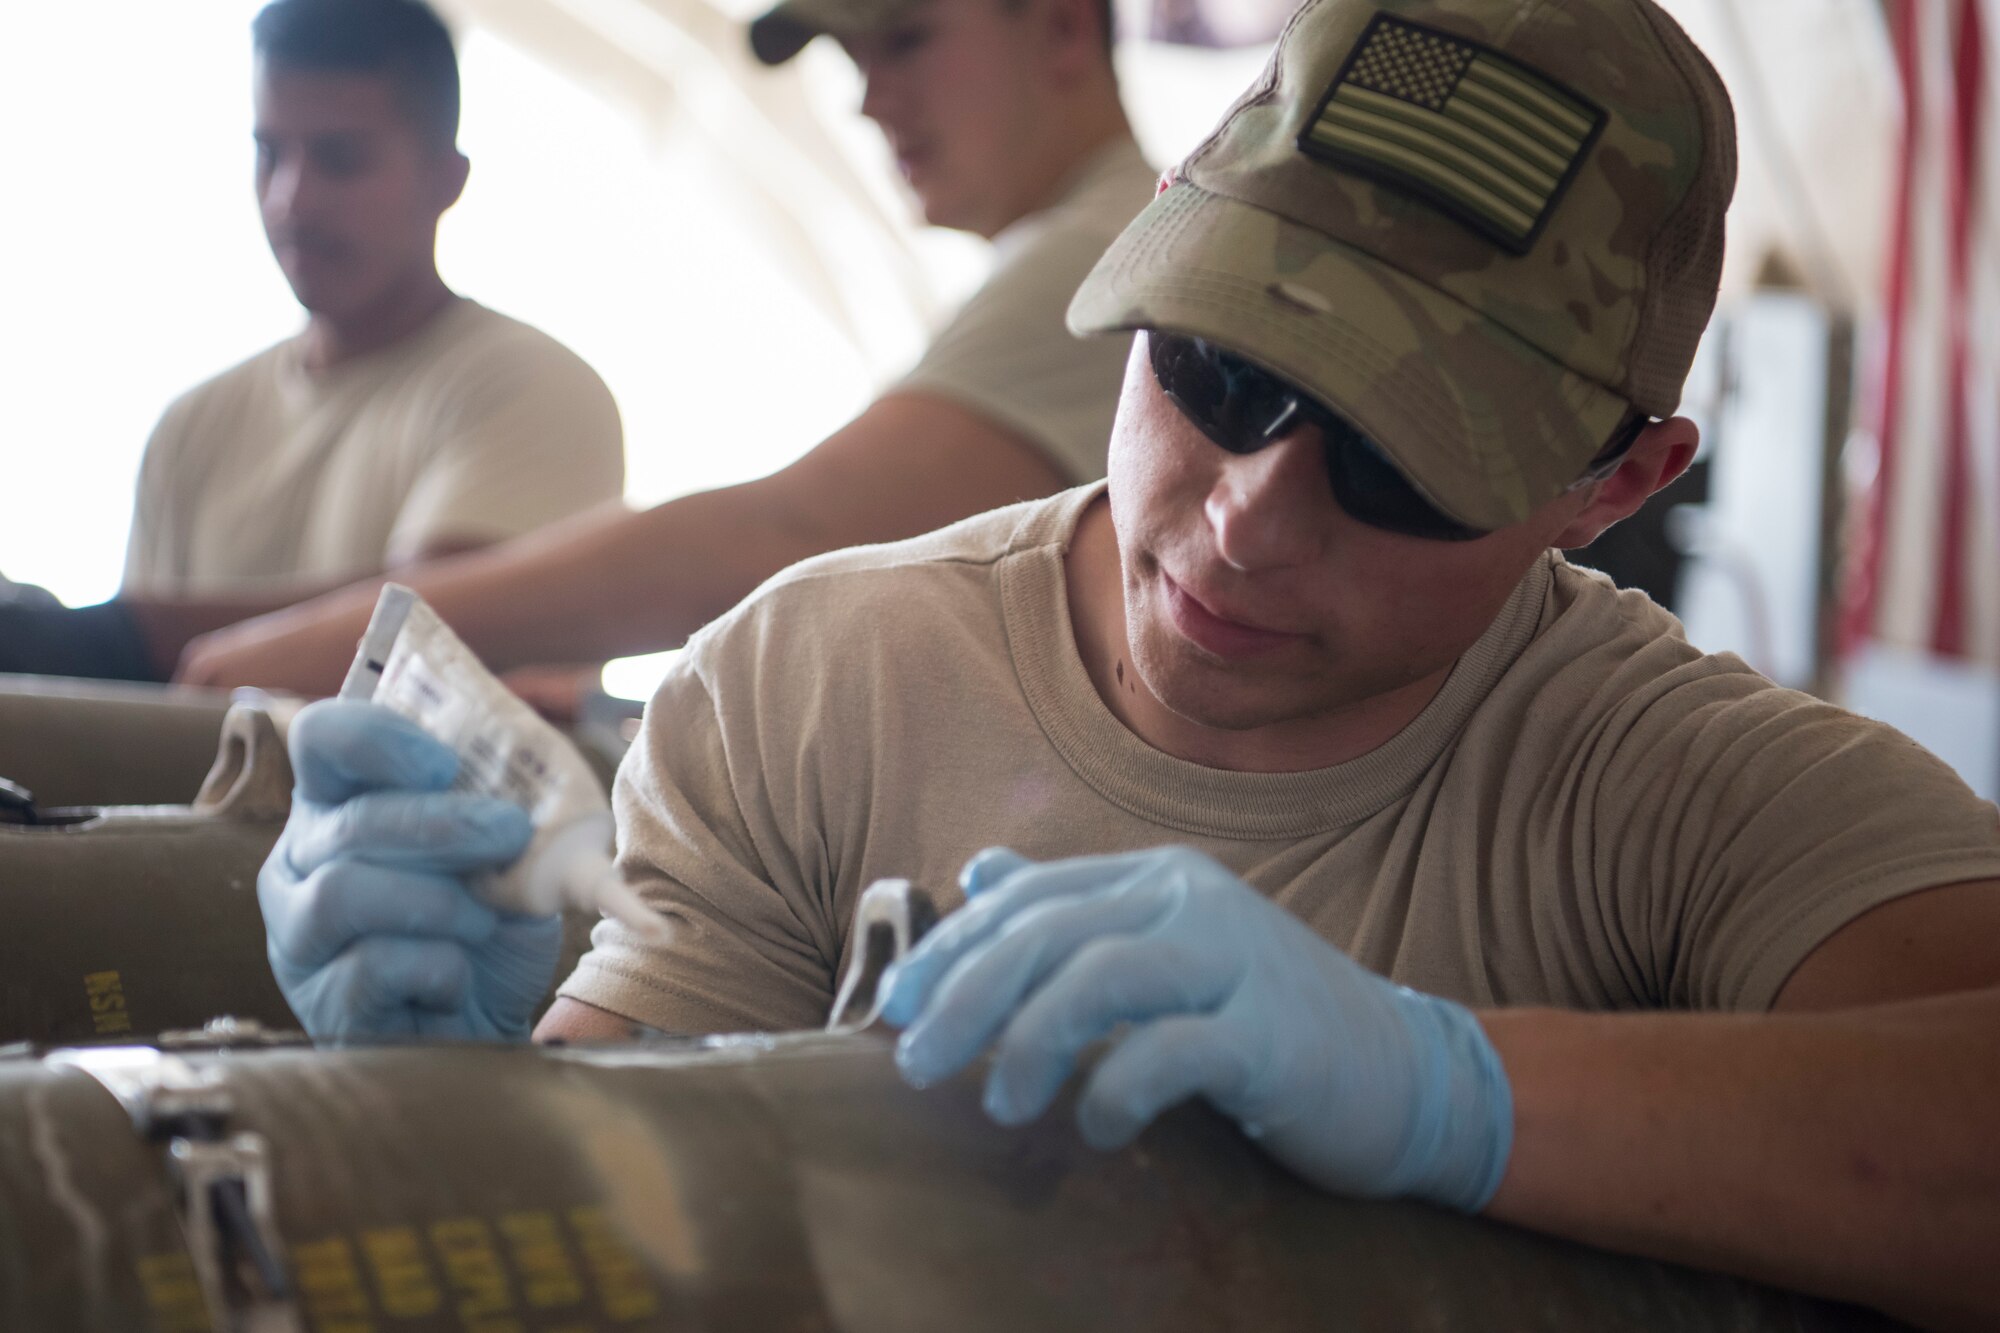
[1551, 416, 1699, 549]
[434, 149, 471, 215]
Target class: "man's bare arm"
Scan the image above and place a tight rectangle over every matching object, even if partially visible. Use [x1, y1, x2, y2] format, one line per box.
[176, 392, 1071, 694]
[1483, 880, 2000, 1331]
[535, 995, 649, 1043]
[535, 996, 776, 1044]
[120, 535, 498, 679]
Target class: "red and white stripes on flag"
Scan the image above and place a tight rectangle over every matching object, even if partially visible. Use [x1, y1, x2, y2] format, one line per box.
[1843, 0, 2000, 663]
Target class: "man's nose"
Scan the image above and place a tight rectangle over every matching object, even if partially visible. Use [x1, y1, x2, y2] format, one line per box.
[1203, 429, 1333, 572]
[858, 67, 900, 127]
[261, 156, 315, 221]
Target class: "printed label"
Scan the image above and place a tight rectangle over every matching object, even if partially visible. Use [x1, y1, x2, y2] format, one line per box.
[85, 970, 134, 1036]
[136, 1207, 668, 1330]
[429, 1217, 519, 1329]
[294, 1236, 377, 1332]
[498, 1211, 587, 1311]
[137, 1253, 210, 1332]
[360, 1227, 443, 1318]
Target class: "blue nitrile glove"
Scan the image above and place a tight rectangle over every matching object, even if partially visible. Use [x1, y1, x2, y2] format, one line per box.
[879, 847, 1513, 1213]
[259, 699, 562, 1042]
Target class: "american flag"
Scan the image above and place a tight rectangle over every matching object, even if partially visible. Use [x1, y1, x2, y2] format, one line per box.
[1842, 0, 2000, 663]
[1300, 15, 1604, 253]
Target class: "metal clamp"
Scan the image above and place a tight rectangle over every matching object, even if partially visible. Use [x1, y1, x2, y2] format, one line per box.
[827, 878, 938, 1033]
[169, 1133, 297, 1331]
[50, 1045, 302, 1332]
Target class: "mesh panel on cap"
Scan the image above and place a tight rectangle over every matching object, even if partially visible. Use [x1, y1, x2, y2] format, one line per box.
[1625, 0, 1737, 415]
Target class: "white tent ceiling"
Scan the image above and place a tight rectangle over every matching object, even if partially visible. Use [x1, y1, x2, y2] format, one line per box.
[1656, 0, 1896, 311]
[436, 0, 1901, 354]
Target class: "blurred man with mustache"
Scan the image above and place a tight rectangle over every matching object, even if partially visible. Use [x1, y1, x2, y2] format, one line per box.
[126, 0, 625, 596]
[67, 0, 622, 668]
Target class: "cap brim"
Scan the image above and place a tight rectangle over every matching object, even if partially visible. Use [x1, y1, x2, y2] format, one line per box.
[749, 10, 818, 64]
[1068, 183, 1630, 531]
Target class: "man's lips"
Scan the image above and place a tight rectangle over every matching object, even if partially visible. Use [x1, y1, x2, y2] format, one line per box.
[1161, 571, 1304, 660]
[273, 240, 347, 269]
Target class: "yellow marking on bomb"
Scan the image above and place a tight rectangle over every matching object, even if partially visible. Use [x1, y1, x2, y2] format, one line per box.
[84, 970, 133, 1035]
[429, 1217, 522, 1326]
[136, 1253, 210, 1332]
[292, 1236, 377, 1331]
[532, 1079, 700, 1280]
[570, 1206, 661, 1322]
[359, 1225, 443, 1317]
[499, 1210, 587, 1309]
[296, 1205, 672, 1329]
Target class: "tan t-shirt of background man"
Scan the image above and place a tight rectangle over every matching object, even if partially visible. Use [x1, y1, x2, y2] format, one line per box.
[894, 136, 1157, 486]
[561, 486, 2000, 1033]
[121, 298, 624, 597]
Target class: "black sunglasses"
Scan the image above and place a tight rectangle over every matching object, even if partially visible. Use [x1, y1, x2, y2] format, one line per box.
[1147, 333, 1645, 543]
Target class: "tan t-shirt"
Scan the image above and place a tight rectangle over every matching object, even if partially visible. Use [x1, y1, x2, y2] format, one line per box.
[895, 137, 1157, 485]
[561, 486, 2000, 1033]
[121, 298, 624, 596]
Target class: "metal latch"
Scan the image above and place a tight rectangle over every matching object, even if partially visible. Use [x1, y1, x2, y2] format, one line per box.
[49, 1045, 302, 1332]
[156, 1016, 306, 1051]
[827, 878, 938, 1033]
[0, 776, 36, 825]
[170, 1133, 296, 1332]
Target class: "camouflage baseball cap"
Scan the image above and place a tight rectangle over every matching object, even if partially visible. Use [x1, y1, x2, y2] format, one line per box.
[1069, 0, 1736, 531]
[749, 0, 924, 64]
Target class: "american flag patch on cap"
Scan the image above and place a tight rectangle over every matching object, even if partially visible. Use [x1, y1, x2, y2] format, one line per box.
[1298, 13, 1605, 253]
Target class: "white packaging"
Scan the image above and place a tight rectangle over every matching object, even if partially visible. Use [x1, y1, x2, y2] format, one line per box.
[340, 584, 666, 941]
